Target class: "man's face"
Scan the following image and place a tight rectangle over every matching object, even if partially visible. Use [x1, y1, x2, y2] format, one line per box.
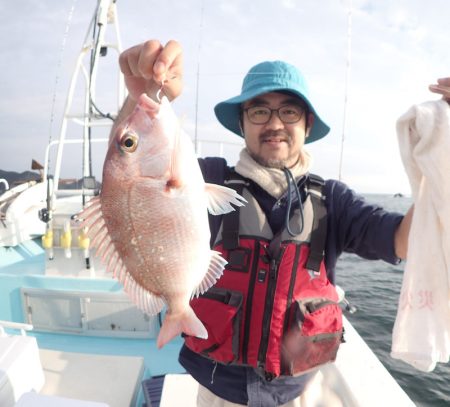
[241, 92, 313, 169]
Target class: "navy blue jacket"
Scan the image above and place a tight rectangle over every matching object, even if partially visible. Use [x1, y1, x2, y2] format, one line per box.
[179, 157, 403, 406]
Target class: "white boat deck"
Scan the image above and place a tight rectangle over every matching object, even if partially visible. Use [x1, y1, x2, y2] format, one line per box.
[15, 393, 109, 407]
[0, 334, 45, 407]
[38, 349, 144, 407]
[0, 329, 145, 407]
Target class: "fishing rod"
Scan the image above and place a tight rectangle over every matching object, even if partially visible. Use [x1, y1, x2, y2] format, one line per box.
[338, 0, 353, 182]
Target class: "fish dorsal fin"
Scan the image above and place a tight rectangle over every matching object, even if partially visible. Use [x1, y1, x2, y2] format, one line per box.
[205, 183, 247, 215]
[192, 250, 227, 297]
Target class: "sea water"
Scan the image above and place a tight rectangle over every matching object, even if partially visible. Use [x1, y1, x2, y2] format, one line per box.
[337, 194, 450, 407]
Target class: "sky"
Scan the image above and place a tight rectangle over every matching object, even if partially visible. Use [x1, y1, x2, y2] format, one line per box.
[0, 0, 448, 194]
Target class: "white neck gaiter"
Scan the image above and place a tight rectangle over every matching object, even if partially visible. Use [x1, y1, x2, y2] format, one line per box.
[234, 148, 311, 199]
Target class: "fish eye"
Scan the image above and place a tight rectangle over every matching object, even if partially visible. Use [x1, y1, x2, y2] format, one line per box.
[120, 132, 139, 152]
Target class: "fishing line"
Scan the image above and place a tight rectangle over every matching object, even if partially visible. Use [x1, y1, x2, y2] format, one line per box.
[47, 0, 78, 174]
[193, 0, 206, 153]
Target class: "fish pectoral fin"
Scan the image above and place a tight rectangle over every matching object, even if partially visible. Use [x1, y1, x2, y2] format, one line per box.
[192, 251, 227, 297]
[205, 183, 247, 215]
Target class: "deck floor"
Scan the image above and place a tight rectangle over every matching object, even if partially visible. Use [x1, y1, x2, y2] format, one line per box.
[39, 349, 144, 407]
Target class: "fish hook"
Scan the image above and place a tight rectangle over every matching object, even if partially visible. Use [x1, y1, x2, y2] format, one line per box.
[156, 82, 165, 104]
[156, 73, 177, 103]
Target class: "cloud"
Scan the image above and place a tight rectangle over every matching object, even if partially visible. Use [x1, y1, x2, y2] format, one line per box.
[281, 0, 298, 9]
[1, 0, 448, 194]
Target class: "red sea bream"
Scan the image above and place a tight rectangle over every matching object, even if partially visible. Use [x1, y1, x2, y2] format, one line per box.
[79, 94, 245, 348]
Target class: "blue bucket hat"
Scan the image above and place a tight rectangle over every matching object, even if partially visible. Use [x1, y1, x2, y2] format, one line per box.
[214, 60, 330, 144]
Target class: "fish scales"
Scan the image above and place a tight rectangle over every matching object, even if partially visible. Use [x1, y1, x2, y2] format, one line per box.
[129, 181, 208, 294]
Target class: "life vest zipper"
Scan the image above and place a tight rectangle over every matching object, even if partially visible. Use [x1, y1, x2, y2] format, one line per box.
[257, 247, 284, 371]
[242, 240, 261, 364]
[281, 243, 302, 375]
[283, 244, 302, 332]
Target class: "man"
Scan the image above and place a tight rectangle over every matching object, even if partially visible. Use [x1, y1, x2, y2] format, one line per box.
[116, 40, 450, 406]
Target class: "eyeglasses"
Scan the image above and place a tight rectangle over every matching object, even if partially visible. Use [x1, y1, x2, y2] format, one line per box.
[244, 105, 305, 125]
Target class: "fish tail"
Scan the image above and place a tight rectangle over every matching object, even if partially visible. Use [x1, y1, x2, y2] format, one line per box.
[156, 307, 207, 349]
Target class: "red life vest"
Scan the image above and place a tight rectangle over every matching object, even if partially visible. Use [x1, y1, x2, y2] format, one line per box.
[185, 173, 343, 378]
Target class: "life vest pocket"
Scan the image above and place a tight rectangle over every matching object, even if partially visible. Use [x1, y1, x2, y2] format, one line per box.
[185, 287, 243, 363]
[282, 298, 343, 375]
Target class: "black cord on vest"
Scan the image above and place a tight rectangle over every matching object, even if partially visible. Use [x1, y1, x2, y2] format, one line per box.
[283, 168, 304, 237]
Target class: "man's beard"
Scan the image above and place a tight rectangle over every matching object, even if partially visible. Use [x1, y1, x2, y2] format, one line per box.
[248, 151, 287, 169]
[247, 130, 296, 169]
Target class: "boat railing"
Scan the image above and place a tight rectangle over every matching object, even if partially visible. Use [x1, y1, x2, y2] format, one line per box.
[0, 320, 34, 336]
[43, 137, 109, 186]
[195, 138, 244, 158]
[55, 189, 99, 197]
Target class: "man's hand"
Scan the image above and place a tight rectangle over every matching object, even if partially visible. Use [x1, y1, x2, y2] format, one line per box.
[429, 77, 450, 103]
[119, 39, 183, 103]
[395, 205, 414, 260]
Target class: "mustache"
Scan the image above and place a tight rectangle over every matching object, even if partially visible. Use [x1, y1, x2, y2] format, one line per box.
[260, 130, 292, 143]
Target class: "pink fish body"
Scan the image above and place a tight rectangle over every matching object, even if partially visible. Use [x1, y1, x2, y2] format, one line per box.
[80, 94, 245, 347]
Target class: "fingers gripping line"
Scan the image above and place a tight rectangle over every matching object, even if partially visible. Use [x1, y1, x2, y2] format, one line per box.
[156, 73, 177, 103]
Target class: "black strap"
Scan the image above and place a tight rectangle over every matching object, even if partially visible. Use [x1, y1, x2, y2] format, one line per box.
[221, 171, 327, 270]
[305, 174, 327, 272]
[222, 171, 248, 250]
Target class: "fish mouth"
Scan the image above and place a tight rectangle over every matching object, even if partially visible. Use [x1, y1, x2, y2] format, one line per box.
[137, 93, 161, 119]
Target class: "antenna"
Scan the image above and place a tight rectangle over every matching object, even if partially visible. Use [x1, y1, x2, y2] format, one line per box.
[338, 0, 352, 182]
